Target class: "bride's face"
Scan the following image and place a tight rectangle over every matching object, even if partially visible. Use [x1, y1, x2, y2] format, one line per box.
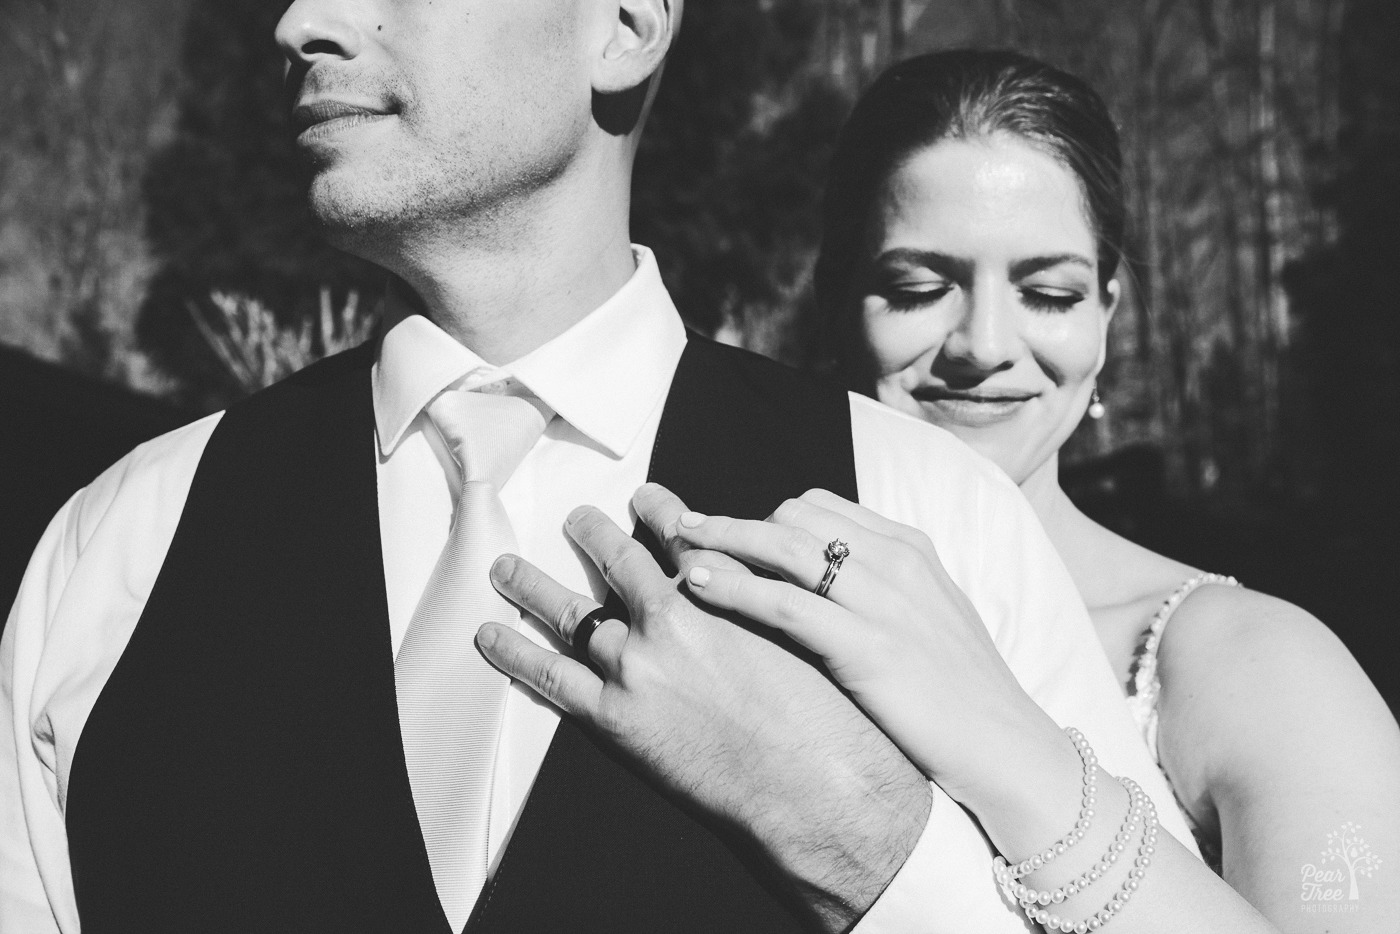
[859, 134, 1118, 485]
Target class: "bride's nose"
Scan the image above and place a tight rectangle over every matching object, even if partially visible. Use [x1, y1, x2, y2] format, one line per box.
[940, 285, 1019, 375]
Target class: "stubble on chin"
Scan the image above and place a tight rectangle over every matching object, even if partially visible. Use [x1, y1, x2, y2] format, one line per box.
[303, 152, 442, 265]
[306, 144, 573, 272]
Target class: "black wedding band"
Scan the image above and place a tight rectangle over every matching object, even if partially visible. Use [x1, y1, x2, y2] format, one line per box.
[572, 607, 611, 662]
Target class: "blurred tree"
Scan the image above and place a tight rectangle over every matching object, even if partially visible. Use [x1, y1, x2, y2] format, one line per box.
[1286, 0, 1400, 482]
[636, 0, 940, 363]
[0, 0, 187, 392]
[634, 0, 848, 363]
[135, 0, 382, 411]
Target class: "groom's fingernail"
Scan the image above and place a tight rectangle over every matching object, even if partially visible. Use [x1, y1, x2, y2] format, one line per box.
[679, 511, 706, 528]
[491, 555, 515, 579]
[687, 566, 712, 588]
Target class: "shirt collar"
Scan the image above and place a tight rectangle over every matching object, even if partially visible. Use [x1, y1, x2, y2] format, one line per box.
[373, 246, 686, 459]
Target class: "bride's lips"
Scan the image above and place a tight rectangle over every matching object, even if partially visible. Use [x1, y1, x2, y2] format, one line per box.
[292, 99, 395, 144]
[910, 386, 1038, 427]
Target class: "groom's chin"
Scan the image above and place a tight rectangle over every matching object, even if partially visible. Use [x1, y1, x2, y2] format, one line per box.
[305, 177, 405, 261]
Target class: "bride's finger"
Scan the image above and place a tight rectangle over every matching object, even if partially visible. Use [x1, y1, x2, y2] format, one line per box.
[795, 489, 940, 559]
[684, 565, 855, 658]
[675, 505, 864, 595]
[631, 482, 749, 576]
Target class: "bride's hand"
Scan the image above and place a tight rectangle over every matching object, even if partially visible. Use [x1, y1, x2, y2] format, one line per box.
[638, 482, 1067, 809]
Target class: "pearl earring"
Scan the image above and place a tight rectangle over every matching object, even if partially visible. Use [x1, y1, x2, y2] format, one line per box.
[1087, 385, 1106, 420]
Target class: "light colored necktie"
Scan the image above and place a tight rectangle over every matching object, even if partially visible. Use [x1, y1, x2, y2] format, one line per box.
[395, 382, 551, 931]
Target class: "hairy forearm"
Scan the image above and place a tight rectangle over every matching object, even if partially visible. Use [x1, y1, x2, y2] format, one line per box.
[752, 747, 933, 931]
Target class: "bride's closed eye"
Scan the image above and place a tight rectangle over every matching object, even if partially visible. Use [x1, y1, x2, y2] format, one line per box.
[1018, 286, 1084, 313]
[874, 272, 955, 311]
[884, 285, 953, 310]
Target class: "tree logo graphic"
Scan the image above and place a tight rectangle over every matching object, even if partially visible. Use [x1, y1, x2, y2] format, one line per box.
[1303, 822, 1382, 906]
[1322, 822, 1381, 900]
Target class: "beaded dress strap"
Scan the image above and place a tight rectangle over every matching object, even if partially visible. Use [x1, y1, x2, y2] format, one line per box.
[1124, 572, 1239, 872]
[1125, 572, 1240, 764]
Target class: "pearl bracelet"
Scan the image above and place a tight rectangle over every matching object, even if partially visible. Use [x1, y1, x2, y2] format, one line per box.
[1081, 777, 1158, 930]
[996, 775, 1145, 909]
[993, 727, 1098, 882]
[991, 729, 1162, 932]
[1001, 778, 1161, 932]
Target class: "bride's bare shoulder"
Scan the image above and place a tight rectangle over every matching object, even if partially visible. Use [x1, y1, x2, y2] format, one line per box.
[1075, 516, 1400, 894]
[1157, 583, 1340, 699]
[1155, 579, 1393, 812]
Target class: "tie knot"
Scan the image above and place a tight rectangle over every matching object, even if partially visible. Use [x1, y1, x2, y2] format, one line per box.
[426, 381, 552, 489]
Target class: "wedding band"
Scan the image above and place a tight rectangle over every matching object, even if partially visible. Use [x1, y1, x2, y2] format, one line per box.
[814, 540, 851, 598]
[572, 607, 611, 661]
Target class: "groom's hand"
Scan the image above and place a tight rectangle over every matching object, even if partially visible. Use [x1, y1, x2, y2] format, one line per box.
[476, 485, 932, 932]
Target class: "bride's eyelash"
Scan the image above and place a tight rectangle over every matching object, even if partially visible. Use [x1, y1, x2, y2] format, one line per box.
[878, 285, 1085, 312]
[1021, 289, 1083, 312]
[883, 285, 952, 310]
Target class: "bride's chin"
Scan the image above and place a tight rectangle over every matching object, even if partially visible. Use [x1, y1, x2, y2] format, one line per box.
[933, 422, 1023, 472]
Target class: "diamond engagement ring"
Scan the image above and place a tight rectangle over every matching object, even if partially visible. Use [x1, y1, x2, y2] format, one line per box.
[814, 539, 851, 598]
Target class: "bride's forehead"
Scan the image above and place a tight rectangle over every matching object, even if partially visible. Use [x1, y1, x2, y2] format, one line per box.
[877, 140, 1096, 254]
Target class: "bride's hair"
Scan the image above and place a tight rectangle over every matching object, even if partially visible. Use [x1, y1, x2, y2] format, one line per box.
[813, 49, 1125, 390]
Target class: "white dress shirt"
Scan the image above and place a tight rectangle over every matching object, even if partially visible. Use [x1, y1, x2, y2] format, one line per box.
[1, 247, 1196, 934]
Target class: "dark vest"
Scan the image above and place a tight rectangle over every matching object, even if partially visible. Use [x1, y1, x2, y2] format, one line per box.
[66, 334, 858, 934]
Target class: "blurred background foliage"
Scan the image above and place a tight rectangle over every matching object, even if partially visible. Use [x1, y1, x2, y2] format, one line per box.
[3, 0, 1394, 495]
[134, 0, 385, 410]
[2, 1, 1398, 676]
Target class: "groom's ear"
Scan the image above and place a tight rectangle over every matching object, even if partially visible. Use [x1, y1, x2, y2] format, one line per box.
[592, 0, 678, 96]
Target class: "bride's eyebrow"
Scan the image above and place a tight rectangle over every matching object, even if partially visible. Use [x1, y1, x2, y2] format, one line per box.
[873, 248, 972, 279]
[1009, 254, 1094, 278]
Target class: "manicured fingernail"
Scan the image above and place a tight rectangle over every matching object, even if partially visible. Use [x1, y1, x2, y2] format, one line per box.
[491, 555, 515, 579]
[476, 625, 499, 650]
[680, 511, 706, 528]
[566, 506, 589, 526]
[687, 566, 712, 588]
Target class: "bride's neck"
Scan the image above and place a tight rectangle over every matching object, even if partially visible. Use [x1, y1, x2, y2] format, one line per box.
[1019, 454, 1071, 532]
[1018, 454, 1108, 606]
